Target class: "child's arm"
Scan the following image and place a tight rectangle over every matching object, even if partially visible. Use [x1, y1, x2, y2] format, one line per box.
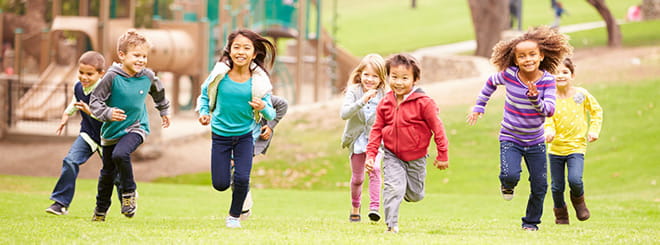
[249, 93, 276, 121]
[340, 86, 367, 121]
[196, 75, 212, 125]
[147, 71, 171, 128]
[90, 74, 126, 122]
[584, 90, 603, 142]
[365, 107, 385, 172]
[467, 74, 500, 125]
[544, 116, 557, 143]
[260, 96, 289, 140]
[56, 95, 78, 135]
[422, 99, 449, 165]
[527, 77, 556, 117]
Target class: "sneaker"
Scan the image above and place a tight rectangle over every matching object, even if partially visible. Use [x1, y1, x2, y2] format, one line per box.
[91, 208, 106, 222]
[368, 210, 381, 222]
[522, 226, 539, 231]
[240, 209, 252, 221]
[501, 186, 514, 201]
[226, 216, 241, 228]
[121, 191, 138, 218]
[386, 226, 399, 233]
[45, 202, 68, 215]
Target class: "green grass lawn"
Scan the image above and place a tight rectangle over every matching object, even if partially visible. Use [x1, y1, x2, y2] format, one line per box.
[321, 0, 643, 56]
[3, 78, 658, 243]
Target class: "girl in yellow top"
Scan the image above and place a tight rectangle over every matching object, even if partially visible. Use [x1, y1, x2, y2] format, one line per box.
[544, 58, 602, 225]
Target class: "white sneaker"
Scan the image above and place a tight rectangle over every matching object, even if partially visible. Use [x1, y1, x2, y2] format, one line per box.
[386, 226, 399, 233]
[226, 216, 241, 228]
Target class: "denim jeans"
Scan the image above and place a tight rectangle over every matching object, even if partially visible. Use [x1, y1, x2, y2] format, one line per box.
[211, 132, 254, 217]
[549, 153, 585, 208]
[96, 133, 143, 212]
[50, 136, 97, 207]
[499, 141, 548, 227]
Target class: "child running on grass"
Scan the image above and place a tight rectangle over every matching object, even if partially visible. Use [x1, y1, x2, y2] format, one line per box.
[46, 51, 106, 215]
[365, 53, 449, 233]
[240, 94, 289, 220]
[196, 29, 276, 228]
[340, 54, 387, 223]
[466, 26, 572, 231]
[90, 29, 171, 221]
[545, 57, 602, 224]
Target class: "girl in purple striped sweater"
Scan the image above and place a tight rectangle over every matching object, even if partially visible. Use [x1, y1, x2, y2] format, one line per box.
[466, 26, 572, 231]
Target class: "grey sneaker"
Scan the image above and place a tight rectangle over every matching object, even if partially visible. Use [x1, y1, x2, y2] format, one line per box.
[121, 191, 138, 218]
[91, 208, 106, 222]
[45, 202, 68, 215]
[226, 216, 241, 228]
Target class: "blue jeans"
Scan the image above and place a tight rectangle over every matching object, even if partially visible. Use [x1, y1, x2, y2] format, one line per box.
[211, 132, 254, 217]
[549, 153, 585, 208]
[499, 141, 548, 228]
[95, 133, 143, 212]
[50, 136, 98, 207]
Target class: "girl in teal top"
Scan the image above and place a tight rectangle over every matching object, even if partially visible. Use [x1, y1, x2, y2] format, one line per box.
[196, 29, 276, 229]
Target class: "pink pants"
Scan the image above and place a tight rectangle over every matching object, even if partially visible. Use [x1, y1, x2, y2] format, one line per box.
[350, 152, 382, 210]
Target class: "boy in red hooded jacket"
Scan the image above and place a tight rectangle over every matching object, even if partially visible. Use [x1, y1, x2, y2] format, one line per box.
[365, 53, 449, 233]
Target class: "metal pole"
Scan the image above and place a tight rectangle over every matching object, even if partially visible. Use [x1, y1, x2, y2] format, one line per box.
[295, 0, 306, 104]
[314, 0, 322, 102]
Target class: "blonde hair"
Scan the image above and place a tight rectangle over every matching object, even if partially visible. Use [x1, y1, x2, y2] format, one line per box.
[346, 54, 387, 90]
[117, 29, 152, 53]
[490, 25, 573, 74]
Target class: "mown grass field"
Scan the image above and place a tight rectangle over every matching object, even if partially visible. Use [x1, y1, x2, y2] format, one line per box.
[2, 77, 658, 244]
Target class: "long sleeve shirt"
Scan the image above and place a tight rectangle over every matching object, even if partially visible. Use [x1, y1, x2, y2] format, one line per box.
[472, 66, 556, 146]
[545, 87, 603, 155]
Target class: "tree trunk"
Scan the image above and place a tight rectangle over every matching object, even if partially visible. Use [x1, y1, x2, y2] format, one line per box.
[412, 0, 417, 8]
[586, 0, 622, 47]
[467, 0, 509, 57]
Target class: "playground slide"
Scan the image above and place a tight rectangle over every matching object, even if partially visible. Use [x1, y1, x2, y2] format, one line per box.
[17, 63, 78, 120]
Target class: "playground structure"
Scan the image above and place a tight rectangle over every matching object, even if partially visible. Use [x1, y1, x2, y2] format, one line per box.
[6, 0, 358, 123]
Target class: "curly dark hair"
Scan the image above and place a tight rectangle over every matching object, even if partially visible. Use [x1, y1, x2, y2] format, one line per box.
[490, 25, 573, 74]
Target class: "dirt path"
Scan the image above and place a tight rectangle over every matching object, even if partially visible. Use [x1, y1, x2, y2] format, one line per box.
[1, 45, 658, 181]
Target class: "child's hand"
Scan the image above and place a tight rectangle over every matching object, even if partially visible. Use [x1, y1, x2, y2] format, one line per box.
[110, 108, 127, 121]
[362, 89, 378, 103]
[259, 125, 272, 140]
[55, 122, 66, 136]
[161, 115, 171, 128]
[526, 82, 539, 97]
[433, 160, 449, 170]
[248, 97, 265, 111]
[545, 132, 555, 143]
[466, 112, 482, 125]
[365, 158, 375, 172]
[587, 133, 598, 142]
[198, 115, 210, 126]
[74, 102, 91, 115]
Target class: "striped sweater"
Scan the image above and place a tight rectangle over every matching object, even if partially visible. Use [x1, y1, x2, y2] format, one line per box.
[472, 66, 556, 146]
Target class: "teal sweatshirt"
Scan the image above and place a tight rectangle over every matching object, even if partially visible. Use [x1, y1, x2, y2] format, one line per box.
[90, 63, 170, 146]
